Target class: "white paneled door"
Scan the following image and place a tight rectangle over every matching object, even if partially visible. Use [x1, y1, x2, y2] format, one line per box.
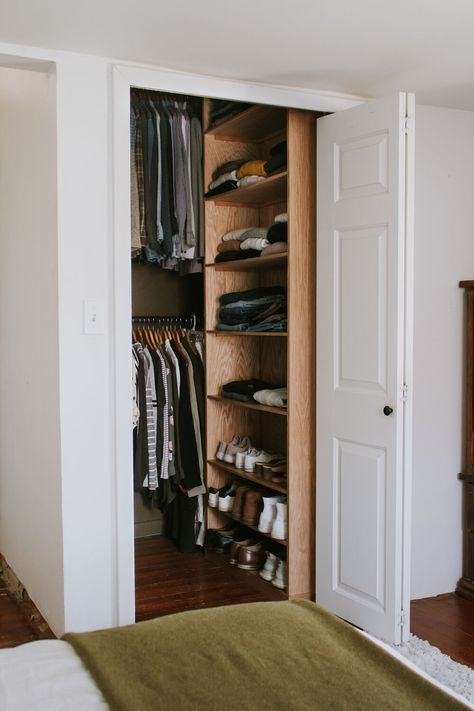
[316, 93, 414, 644]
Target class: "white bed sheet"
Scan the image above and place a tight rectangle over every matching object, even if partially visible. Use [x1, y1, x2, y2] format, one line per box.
[0, 640, 108, 710]
[0, 633, 471, 710]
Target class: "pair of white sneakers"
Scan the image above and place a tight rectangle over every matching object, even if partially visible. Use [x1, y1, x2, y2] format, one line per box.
[258, 496, 287, 540]
[259, 552, 286, 590]
[236, 448, 275, 473]
[216, 436, 276, 474]
[215, 435, 252, 465]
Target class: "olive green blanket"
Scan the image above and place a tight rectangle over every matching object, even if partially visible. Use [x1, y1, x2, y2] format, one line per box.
[63, 600, 468, 711]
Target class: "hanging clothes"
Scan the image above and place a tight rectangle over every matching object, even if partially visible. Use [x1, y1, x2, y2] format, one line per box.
[133, 325, 206, 552]
[130, 90, 204, 272]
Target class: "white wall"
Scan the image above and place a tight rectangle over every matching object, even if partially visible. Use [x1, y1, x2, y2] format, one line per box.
[0, 66, 64, 633]
[411, 104, 474, 599]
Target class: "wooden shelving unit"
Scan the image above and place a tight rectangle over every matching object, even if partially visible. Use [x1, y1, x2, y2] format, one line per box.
[204, 102, 316, 601]
[206, 252, 288, 271]
[208, 459, 287, 494]
[206, 171, 287, 207]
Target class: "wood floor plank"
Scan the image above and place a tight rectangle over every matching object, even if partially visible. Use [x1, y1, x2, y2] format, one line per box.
[411, 593, 474, 669]
[134, 536, 285, 622]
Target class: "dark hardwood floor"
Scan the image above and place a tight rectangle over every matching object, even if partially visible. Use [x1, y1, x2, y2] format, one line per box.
[411, 593, 474, 669]
[2, 537, 474, 672]
[135, 535, 285, 621]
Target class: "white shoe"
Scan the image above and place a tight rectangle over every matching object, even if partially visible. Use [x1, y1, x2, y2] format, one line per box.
[270, 501, 287, 540]
[216, 435, 240, 461]
[218, 494, 236, 512]
[235, 448, 253, 469]
[259, 552, 279, 581]
[223, 436, 251, 465]
[258, 495, 284, 533]
[271, 560, 287, 589]
[208, 487, 219, 508]
[244, 449, 274, 473]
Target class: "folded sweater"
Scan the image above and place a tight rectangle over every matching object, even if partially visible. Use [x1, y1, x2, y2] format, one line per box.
[205, 180, 238, 198]
[236, 160, 267, 179]
[221, 227, 259, 242]
[274, 212, 288, 223]
[240, 237, 270, 251]
[253, 387, 288, 408]
[211, 159, 247, 182]
[267, 222, 288, 243]
[261, 241, 287, 256]
[237, 175, 265, 188]
[217, 240, 242, 252]
[208, 170, 238, 191]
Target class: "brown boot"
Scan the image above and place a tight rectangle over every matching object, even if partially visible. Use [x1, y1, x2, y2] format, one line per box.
[232, 485, 252, 520]
[241, 489, 264, 526]
[237, 542, 266, 570]
[228, 537, 255, 565]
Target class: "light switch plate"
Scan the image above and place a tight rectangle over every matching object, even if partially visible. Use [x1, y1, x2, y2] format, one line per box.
[83, 299, 105, 335]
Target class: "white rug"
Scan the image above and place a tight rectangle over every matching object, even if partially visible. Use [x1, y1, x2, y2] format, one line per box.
[398, 635, 474, 704]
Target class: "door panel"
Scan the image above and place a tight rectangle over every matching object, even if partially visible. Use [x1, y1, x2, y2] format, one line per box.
[316, 93, 414, 644]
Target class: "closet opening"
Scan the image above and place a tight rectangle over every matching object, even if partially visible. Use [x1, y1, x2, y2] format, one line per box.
[131, 89, 317, 621]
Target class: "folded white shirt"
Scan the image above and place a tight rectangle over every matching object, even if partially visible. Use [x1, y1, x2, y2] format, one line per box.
[208, 170, 238, 191]
[253, 388, 288, 408]
[240, 237, 270, 251]
[274, 212, 288, 223]
[237, 175, 265, 188]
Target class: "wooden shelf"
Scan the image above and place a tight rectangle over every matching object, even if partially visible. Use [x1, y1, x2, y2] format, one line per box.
[208, 459, 287, 494]
[206, 252, 288, 272]
[206, 172, 287, 207]
[206, 104, 286, 143]
[206, 331, 287, 338]
[208, 505, 287, 546]
[208, 395, 288, 417]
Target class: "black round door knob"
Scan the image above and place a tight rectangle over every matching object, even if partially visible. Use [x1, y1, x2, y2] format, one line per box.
[383, 406, 393, 416]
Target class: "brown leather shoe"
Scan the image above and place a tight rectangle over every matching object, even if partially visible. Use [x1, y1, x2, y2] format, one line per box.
[237, 542, 266, 570]
[228, 537, 255, 565]
[241, 489, 264, 526]
[232, 485, 252, 520]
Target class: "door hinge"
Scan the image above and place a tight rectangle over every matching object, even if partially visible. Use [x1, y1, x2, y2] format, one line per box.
[400, 610, 407, 628]
[401, 384, 409, 402]
[403, 116, 413, 135]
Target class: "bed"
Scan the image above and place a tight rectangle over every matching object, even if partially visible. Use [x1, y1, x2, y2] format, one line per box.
[0, 600, 471, 710]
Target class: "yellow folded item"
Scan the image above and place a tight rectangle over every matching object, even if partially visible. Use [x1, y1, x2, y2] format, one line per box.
[236, 160, 267, 179]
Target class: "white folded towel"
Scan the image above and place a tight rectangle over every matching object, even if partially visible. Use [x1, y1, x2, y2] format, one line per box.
[253, 388, 288, 408]
[274, 212, 288, 223]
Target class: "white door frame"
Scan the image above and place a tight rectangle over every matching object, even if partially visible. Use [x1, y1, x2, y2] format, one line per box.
[111, 63, 364, 625]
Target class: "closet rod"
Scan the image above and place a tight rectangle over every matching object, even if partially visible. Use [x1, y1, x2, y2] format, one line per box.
[132, 314, 201, 329]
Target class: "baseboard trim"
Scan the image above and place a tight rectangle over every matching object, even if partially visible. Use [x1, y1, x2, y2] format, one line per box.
[456, 577, 474, 602]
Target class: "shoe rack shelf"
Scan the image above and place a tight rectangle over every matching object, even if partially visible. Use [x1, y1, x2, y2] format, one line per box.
[206, 252, 288, 272]
[204, 101, 317, 601]
[208, 459, 287, 494]
[209, 506, 288, 547]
